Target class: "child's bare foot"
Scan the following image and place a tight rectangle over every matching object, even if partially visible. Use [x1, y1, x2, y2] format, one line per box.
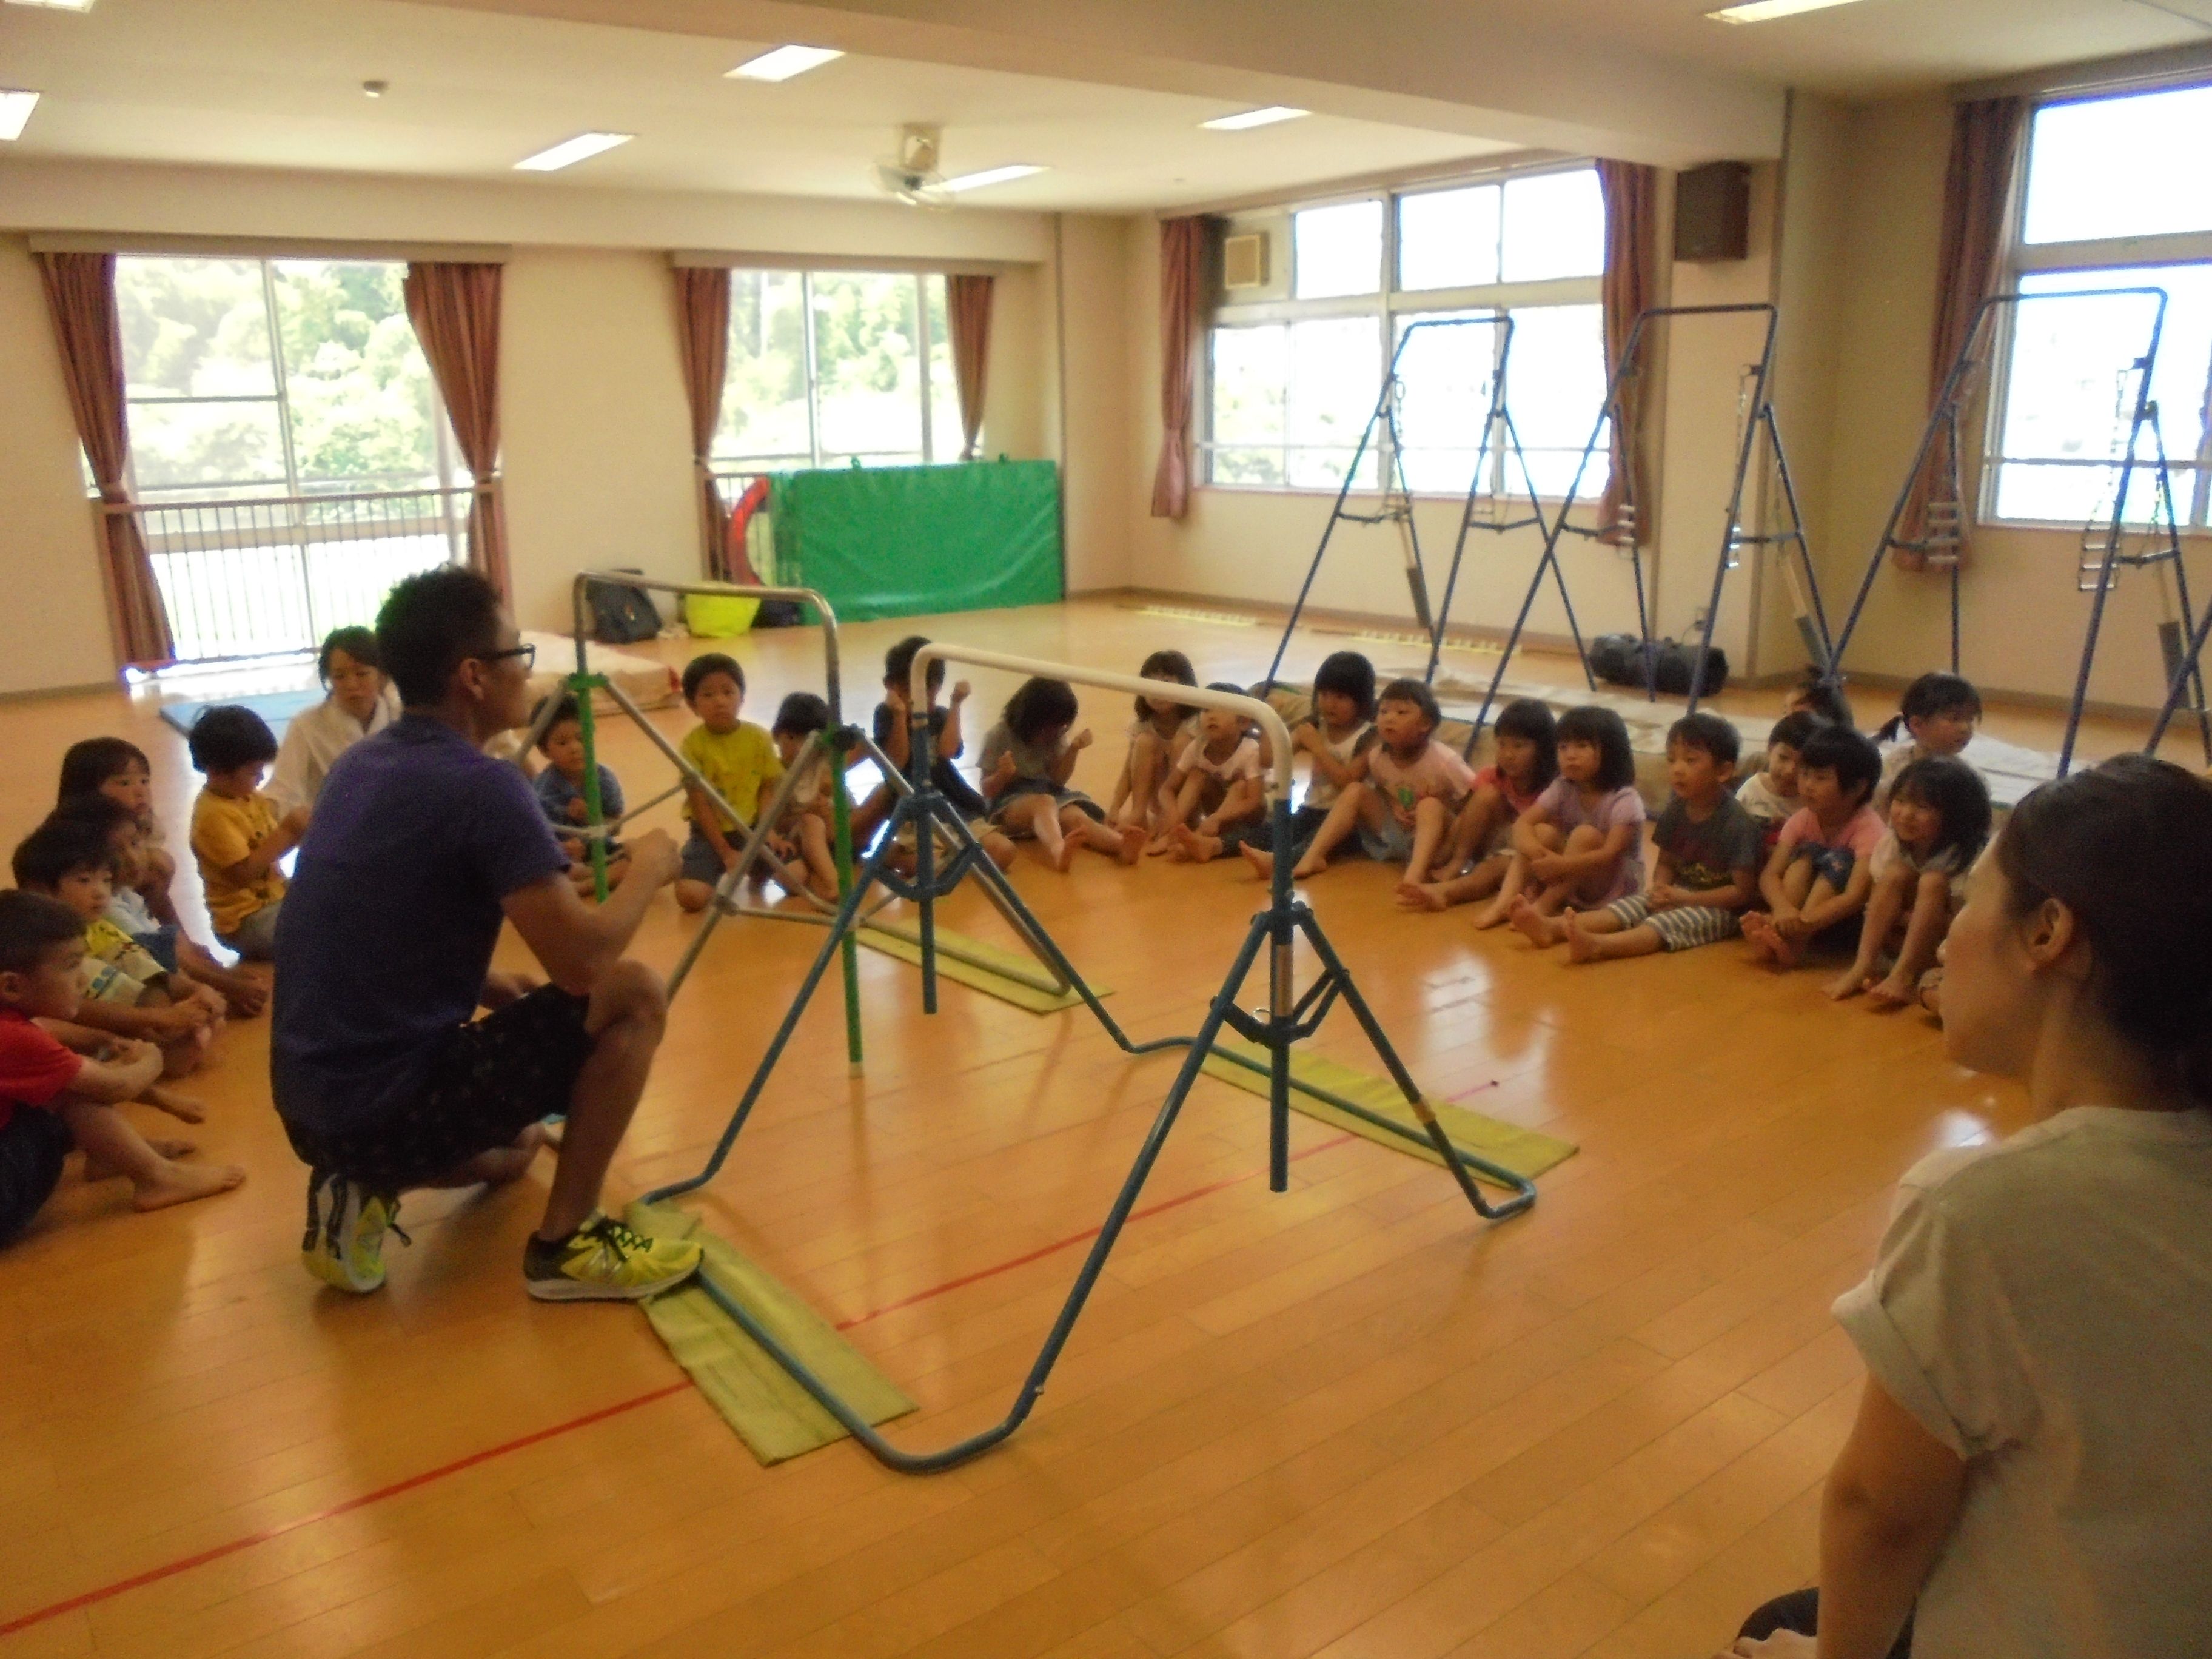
[1169, 825, 1222, 864]
[133, 1159, 245, 1212]
[146, 1084, 206, 1124]
[1825, 968, 1868, 1000]
[1508, 897, 1560, 948]
[1866, 973, 1915, 1009]
[1117, 825, 1147, 866]
[83, 1137, 195, 1179]
[1289, 853, 1327, 880]
[1238, 845, 1275, 879]
[1051, 837, 1078, 873]
[1741, 911, 1785, 964]
[1395, 880, 1448, 912]
[1563, 916, 1602, 963]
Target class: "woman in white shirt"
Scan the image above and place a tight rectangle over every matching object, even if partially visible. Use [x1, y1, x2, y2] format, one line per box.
[1724, 753, 2212, 1659]
[267, 626, 400, 814]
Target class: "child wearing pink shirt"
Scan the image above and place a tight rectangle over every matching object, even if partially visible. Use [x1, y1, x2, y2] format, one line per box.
[1743, 723, 1886, 968]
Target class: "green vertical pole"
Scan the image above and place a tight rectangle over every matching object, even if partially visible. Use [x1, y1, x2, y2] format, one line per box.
[574, 674, 609, 902]
[831, 737, 863, 1073]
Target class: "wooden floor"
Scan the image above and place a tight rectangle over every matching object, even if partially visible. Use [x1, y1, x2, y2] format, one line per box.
[0, 598, 2171, 1659]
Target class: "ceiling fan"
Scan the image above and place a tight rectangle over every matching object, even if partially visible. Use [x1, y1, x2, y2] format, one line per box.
[873, 122, 953, 209]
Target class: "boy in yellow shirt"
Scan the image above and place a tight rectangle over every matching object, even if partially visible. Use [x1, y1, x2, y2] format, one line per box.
[674, 653, 783, 913]
[187, 706, 310, 960]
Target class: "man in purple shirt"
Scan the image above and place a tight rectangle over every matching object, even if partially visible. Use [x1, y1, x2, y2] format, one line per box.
[274, 567, 699, 1302]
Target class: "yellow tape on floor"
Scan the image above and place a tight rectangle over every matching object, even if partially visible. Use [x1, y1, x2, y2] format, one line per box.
[1198, 1037, 1575, 1187]
[856, 923, 1105, 1014]
[627, 1201, 914, 1465]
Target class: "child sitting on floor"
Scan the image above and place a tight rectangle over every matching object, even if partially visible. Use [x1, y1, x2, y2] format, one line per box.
[186, 706, 307, 962]
[1400, 697, 1557, 913]
[1234, 650, 1376, 877]
[58, 737, 265, 1014]
[1735, 709, 1821, 860]
[1826, 754, 1991, 1007]
[858, 635, 1016, 874]
[1512, 712, 1758, 962]
[1256, 679, 1471, 885]
[1473, 705, 1643, 928]
[1161, 682, 1269, 863]
[674, 652, 782, 913]
[1108, 649, 1201, 839]
[12, 814, 217, 1100]
[979, 678, 1146, 871]
[0, 891, 241, 1244]
[1872, 670, 1980, 809]
[766, 692, 842, 901]
[531, 694, 631, 894]
[1742, 723, 1886, 969]
[1782, 668, 1854, 729]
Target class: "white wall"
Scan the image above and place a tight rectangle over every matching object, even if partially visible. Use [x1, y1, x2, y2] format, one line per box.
[0, 235, 122, 695]
[500, 247, 700, 632]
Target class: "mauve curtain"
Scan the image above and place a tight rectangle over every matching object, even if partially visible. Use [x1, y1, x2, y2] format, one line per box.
[947, 273, 995, 460]
[1150, 215, 1211, 520]
[675, 266, 732, 578]
[402, 262, 510, 598]
[1595, 161, 1659, 547]
[36, 252, 175, 666]
[1898, 95, 2026, 572]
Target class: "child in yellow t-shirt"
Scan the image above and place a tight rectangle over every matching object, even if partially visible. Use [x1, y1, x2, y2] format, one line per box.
[674, 653, 783, 913]
[187, 706, 310, 960]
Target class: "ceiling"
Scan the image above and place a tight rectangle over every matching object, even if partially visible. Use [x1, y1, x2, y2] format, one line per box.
[1, 0, 2205, 215]
[0, 0, 1515, 213]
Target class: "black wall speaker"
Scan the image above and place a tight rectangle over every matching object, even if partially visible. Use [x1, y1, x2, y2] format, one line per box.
[1675, 162, 1751, 263]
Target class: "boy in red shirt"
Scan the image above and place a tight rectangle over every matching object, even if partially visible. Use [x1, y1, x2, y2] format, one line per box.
[0, 891, 243, 1245]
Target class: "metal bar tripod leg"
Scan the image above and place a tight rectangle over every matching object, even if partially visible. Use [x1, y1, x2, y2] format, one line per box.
[686, 907, 1276, 1473]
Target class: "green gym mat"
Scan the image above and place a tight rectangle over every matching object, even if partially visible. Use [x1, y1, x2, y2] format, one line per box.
[1198, 1038, 1576, 1187]
[626, 1200, 914, 1465]
[855, 922, 1106, 1014]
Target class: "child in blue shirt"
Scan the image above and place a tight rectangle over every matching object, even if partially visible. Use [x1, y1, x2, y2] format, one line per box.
[531, 695, 629, 893]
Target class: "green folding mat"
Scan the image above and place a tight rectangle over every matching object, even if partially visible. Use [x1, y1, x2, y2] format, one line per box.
[855, 921, 1104, 1013]
[769, 459, 1062, 623]
[626, 1200, 914, 1464]
[1198, 1037, 1576, 1186]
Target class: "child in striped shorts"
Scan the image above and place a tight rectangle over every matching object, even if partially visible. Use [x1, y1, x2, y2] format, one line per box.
[1512, 712, 1760, 962]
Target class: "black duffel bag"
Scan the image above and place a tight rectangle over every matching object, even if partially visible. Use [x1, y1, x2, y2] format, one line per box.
[1584, 633, 1731, 698]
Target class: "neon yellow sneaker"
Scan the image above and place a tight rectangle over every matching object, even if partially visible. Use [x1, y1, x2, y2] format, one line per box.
[522, 1213, 702, 1302]
[301, 1171, 406, 1293]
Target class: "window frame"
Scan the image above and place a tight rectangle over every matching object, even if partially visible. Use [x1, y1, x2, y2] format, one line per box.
[711, 267, 957, 475]
[116, 254, 468, 503]
[1981, 83, 2212, 534]
[1199, 159, 1607, 502]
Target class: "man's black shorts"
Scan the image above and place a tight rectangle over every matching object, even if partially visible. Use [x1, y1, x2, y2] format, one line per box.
[281, 986, 593, 1191]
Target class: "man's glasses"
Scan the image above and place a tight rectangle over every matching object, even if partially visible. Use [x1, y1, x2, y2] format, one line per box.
[475, 643, 537, 671]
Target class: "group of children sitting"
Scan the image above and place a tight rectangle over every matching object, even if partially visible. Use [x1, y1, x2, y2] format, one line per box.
[0, 605, 1994, 1254]
[1, 708, 312, 1239]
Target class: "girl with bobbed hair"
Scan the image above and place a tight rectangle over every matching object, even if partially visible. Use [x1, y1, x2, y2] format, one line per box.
[1723, 754, 2212, 1659]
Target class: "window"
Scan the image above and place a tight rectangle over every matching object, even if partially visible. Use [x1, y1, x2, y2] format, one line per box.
[113, 256, 468, 663]
[1989, 83, 2212, 529]
[714, 268, 962, 473]
[1203, 164, 1609, 499]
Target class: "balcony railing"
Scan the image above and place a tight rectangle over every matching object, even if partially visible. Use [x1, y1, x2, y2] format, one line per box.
[104, 483, 480, 666]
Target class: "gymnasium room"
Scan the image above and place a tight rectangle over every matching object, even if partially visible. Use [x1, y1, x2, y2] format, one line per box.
[2, 0, 2208, 1654]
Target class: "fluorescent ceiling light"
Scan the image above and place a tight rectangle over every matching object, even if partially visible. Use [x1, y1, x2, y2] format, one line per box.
[1706, 0, 1862, 21]
[728, 44, 843, 81]
[943, 164, 1045, 193]
[3, 1, 96, 10]
[0, 91, 40, 142]
[513, 131, 632, 172]
[1201, 106, 1309, 131]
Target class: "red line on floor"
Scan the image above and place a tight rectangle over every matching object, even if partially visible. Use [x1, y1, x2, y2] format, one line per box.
[833, 1130, 1359, 1330]
[1, 1126, 1366, 1638]
[0, 1381, 691, 1639]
